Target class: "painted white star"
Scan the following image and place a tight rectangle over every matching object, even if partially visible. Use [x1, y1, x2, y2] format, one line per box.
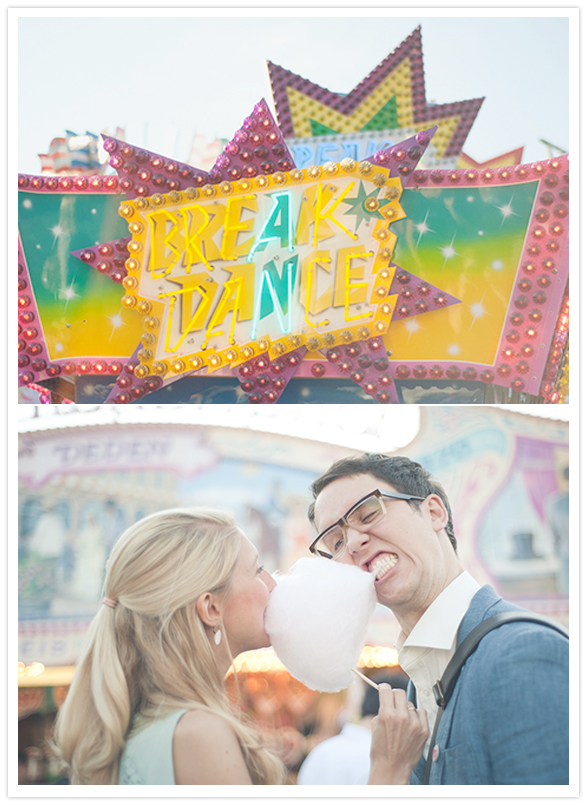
[438, 235, 461, 269]
[448, 344, 461, 356]
[107, 311, 126, 341]
[23, 199, 32, 209]
[404, 319, 423, 343]
[91, 209, 97, 214]
[492, 259, 504, 271]
[467, 196, 475, 203]
[469, 298, 488, 329]
[496, 195, 519, 227]
[478, 230, 484, 236]
[415, 210, 434, 246]
[50, 223, 66, 240]
[59, 283, 81, 311]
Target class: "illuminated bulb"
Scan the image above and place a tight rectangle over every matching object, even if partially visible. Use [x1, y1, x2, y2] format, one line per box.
[379, 303, 393, 315]
[144, 316, 160, 330]
[323, 162, 338, 176]
[134, 364, 150, 379]
[364, 198, 379, 212]
[358, 161, 373, 176]
[272, 341, 286, 355]
[225, 349, 238, 362]
[340, 158, 356, 172]
[374, 228, 391, 242]
[119, 203, 134, 218]
[340, 330, 354, 343]
[255, 176, 269, 189]
[171, 359, 186, 373]
[122, 295, 137, 308]
[124, 258, 139, 273]
[374, 321, 387, 332]
[380, 204, 397, 220]
[257, 339, 270, 351]
[202, 184, 216, 198]
[271, 172, 286, 185]
[151, 194, 165, 206]
[209, 355, 223, 367]
[358, 327, 371, 339]
[238, 179, 252, 191]
[151, 361, 168, 375]
[136, 300, 151, 314]
[288, 335, 302, 348]
[219, 181, 232, 195]
[289, 169, 304, 182]
[378, 248, 393, 261]
[127, 240, 142, 253]
[188, 356, 203, 370]
[128, 221, 143, 235]
[240, 346, 254, 360]
[307, 166, 322, 179]
[135, 197, 149, 210]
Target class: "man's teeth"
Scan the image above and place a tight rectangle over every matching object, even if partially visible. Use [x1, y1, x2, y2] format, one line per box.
[371, 553, 398, 580]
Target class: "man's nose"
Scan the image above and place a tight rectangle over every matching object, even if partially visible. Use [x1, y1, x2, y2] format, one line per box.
[345, 526, 370, 555]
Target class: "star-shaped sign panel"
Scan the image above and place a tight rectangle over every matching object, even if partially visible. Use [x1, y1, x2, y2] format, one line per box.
[268, 26, 483, 162]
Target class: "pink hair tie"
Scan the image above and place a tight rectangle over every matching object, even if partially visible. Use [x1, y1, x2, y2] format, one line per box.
[103, 597, 118, 609]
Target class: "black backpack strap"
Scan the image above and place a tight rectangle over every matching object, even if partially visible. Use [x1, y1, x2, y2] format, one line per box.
[422, 611, 568, 784]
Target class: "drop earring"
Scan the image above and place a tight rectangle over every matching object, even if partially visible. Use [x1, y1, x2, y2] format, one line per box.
[214, 628, 222, 645]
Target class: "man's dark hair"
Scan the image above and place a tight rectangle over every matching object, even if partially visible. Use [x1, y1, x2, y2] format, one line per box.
[308, 453, 457, 554]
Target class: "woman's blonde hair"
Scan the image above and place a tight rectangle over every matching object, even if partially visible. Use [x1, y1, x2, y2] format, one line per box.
[53, 507, 285, 785]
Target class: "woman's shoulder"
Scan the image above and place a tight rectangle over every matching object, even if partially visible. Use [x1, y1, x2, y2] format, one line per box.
[173, 709, 253, 784]
[174, 708, 243, 751]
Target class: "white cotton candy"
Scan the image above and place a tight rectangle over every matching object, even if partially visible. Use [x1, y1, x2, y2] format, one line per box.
[265, 557, 377, 692]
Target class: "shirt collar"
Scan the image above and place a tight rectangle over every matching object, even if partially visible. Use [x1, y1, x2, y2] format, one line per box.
[395, 571, 481, 651]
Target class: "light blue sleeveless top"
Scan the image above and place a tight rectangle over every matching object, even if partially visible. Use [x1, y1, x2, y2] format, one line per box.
[119, 709, 187, 785]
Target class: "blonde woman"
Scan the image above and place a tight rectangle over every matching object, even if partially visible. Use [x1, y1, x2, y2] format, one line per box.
[54, 508, 427, 785]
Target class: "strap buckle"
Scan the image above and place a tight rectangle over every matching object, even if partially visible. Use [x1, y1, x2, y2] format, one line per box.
[433, 680, 445, 708]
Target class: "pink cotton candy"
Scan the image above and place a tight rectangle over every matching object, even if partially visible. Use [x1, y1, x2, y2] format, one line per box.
[265, 557, 377, 692]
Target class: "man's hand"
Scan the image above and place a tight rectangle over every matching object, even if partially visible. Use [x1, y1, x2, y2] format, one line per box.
[368, 684, 428, 785]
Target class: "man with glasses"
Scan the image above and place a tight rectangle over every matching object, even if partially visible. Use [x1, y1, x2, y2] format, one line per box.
[308, 453, 569, 785]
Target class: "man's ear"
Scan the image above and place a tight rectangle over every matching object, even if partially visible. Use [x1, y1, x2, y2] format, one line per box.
[196, 592, 222, 628]
[426, 494, 449, 533]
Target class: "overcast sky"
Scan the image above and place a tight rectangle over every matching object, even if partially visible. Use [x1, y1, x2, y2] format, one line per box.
[15, 9, 574, 176]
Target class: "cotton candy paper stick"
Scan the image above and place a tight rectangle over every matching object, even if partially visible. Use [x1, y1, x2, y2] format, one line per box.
[351, 666, 380, 690]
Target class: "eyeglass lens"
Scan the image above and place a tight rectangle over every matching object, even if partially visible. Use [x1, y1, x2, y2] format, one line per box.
[319, 495, 385, 557]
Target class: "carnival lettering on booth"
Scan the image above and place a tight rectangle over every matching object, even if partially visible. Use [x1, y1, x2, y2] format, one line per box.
[119, 168, 405, 377]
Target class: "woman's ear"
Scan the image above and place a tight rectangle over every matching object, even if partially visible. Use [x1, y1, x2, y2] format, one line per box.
[426, 494, 449, 533]
[196, 592, 222, 628]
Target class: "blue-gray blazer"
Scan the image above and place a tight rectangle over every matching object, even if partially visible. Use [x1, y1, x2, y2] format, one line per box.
[409, 584, 569, 785]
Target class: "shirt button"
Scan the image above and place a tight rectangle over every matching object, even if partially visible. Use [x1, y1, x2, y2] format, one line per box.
[421, 689, 431, 697]
[432, 745, 439, 762]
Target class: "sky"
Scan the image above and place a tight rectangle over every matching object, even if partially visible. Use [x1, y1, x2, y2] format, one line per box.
[14, 10, 574, 176]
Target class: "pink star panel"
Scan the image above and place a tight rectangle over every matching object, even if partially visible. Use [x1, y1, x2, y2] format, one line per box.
[319, 337, 401, 403]
[268, 27, 483, 160]
[103, 100, 295, 199]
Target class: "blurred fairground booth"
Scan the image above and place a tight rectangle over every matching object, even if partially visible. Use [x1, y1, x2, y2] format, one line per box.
[17, 406, 569, 782]
[18, 27, 570, 407]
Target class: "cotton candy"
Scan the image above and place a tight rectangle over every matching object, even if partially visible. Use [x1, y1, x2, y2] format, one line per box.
[265, 557, 377, 692]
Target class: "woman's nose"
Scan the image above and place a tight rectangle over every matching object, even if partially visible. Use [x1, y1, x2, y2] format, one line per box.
[264, 570, 278, 592]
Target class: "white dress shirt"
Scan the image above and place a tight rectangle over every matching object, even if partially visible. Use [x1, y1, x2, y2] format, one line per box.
[395, 571, 481, 755]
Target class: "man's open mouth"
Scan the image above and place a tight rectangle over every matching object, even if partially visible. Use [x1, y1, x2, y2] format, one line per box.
[369, 553, 399, 581]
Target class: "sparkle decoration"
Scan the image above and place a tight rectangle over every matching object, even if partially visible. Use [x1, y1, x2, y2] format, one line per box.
[268, 26, 484, 165]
